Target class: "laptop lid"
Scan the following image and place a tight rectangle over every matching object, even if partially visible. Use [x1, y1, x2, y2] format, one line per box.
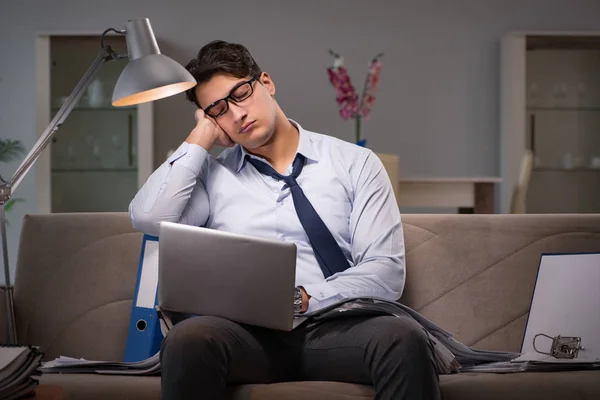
[157, 221, 298, 331]
[521, 252, 600, 360]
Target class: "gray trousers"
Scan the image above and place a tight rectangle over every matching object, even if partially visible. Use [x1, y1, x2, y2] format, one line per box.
[160, 313, 441, 400]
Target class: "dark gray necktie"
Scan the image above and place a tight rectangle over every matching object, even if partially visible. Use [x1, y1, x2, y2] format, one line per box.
[246, 154, 351, 278]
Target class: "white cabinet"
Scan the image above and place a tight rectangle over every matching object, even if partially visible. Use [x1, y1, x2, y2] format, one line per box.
[501, 33, 600, 213]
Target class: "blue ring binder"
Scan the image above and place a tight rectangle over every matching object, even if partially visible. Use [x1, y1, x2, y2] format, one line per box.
[124, 234, 164, 362]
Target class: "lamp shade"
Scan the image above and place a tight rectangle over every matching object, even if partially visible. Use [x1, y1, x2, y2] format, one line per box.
[112, 19, 196, 106]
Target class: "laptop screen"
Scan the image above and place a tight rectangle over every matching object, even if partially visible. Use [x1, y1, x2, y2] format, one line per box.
[520, 252, 600, 360]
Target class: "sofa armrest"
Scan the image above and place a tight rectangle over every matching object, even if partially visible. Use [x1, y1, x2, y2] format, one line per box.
[0, 285, 9, 343]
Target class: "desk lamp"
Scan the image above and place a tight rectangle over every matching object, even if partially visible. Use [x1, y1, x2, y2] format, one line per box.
[0, 18, 196, 344]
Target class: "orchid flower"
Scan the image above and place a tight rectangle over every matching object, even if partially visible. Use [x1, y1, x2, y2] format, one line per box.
[327, 50, 384, 144]
[327, 53, 359, 121]
[358, 57, 383, 120]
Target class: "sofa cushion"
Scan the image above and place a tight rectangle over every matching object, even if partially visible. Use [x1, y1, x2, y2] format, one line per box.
[400, 214, 600, 352]
[14, 213, 142, 361]
[40, 374, 160, 400]
[439, 371, 600, 400]
[40, 370, 600, 400]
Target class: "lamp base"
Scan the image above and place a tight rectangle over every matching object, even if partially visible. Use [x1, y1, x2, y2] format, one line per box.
[0, 205, 17, 344]
[1, 284, 16, 343]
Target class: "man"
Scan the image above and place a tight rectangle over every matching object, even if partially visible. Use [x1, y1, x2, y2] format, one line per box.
[129, 40, 440, 400]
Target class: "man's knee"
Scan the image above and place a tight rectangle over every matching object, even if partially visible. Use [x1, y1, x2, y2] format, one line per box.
[161, 315, 232, 354]
[367, 316, 432, 359]
[363, 316, 440, 399]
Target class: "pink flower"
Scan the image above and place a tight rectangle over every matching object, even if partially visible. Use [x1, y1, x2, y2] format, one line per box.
[358, 59, 383, 120]
[327, 66, 359, 121]
[326, 51, 383, 140]
[367, 60, 382, 91]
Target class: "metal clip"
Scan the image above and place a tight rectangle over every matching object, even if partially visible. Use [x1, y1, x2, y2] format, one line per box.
[533, 333, 584, 359]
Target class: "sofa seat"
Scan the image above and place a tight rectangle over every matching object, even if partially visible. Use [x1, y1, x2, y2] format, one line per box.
[40, 370, 600, 400]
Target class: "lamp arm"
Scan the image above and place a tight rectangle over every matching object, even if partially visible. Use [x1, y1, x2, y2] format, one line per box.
[0, 44, 122, 344]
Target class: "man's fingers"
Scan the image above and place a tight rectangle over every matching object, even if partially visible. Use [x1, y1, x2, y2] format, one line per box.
[194, 108, 205, 123]
[191, 109, 234, 148]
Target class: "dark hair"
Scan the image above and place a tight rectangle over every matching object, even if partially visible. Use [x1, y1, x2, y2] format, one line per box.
[184, 40, 262, 108]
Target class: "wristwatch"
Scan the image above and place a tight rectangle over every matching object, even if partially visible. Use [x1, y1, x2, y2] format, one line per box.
[294, 287, 303, 314]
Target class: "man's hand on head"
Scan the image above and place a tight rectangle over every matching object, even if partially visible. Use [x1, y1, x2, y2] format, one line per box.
[185, 109, 235, 151]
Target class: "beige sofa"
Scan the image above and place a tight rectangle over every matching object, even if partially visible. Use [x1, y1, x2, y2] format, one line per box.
[2, 212, 600, 399]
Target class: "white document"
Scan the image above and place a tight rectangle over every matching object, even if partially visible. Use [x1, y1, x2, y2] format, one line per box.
[135, 239, 159, 309]
[521, 253, 600, 361]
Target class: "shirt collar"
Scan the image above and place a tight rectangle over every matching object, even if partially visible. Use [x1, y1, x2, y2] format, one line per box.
[235, 119, 319, 173]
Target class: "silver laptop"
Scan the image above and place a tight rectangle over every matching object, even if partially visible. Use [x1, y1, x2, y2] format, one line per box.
[521, 252, 600, 360]
[157, 221, 298, 331]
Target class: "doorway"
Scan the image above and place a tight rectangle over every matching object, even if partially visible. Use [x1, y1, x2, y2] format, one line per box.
[35, 33, 153, 213]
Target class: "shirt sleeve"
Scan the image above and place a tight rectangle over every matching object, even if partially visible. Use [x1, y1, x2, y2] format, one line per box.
[129, 141, 212, 236]
[302, 150, 406, 313]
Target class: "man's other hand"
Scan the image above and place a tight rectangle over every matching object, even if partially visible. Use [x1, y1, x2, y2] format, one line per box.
[300, 287, 311, 313]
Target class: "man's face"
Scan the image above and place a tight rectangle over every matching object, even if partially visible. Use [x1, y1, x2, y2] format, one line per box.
[194, 72, 278, 149]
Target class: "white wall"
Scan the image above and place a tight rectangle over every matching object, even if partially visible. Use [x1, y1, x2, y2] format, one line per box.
[1, 0, 600, 282]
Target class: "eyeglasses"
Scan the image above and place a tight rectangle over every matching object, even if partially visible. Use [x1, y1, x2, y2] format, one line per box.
[203, 76, 259, 118]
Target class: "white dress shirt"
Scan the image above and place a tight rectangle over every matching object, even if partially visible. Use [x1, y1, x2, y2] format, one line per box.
[129, 120, 406, 313]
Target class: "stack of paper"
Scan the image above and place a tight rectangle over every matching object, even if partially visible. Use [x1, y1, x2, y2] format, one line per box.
[40, 351, 160, 376]
[306, 298, 518, 374]
[459, 352, 600, 373]
[0, 345, 43, 400]
[427, 334, 462, 374]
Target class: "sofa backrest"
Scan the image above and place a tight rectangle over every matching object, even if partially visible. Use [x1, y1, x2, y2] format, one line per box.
[5, 212, 600, 361]
[399, 214, 600, 352]
[11, 213, 142, 361]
